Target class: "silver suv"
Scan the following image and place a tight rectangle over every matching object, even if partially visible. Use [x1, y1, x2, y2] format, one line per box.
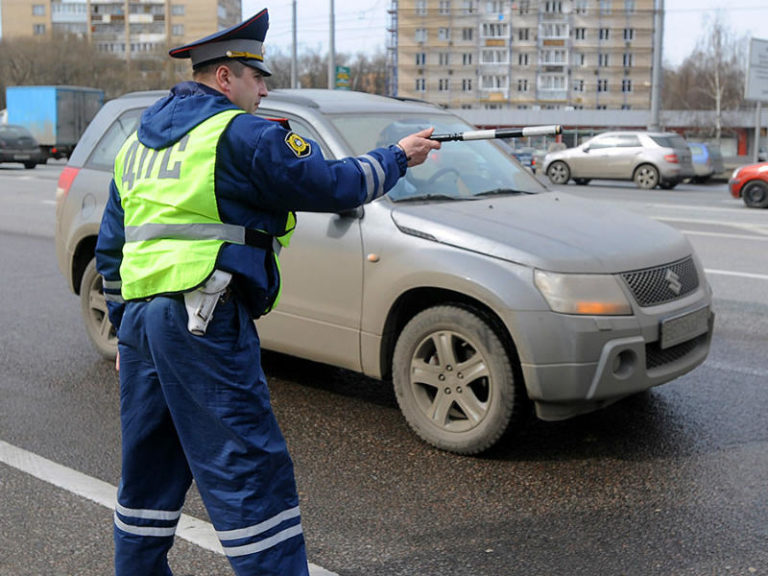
[543, 131, 696, 189]
[56, 90, 713, 454]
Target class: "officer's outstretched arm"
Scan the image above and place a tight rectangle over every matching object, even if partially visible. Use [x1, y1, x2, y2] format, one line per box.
[396, 128, 441, 168]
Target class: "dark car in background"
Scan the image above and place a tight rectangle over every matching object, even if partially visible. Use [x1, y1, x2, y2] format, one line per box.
[688, 142, 725, 183]
[729, 161, 768, 208]
[0, 124, 44, 169]
[56, 89, 713, 454]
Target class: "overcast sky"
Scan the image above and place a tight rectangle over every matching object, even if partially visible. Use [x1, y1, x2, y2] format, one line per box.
[243, 0, 768, 67]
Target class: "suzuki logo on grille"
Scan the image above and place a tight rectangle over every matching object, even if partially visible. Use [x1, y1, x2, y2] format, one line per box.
[665, 269, 682, 295]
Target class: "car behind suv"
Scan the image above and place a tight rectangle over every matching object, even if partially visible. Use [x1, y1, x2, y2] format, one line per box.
[56, 90, 713, 454]
[543, 130, 695, 189]
[728, 161, 768, 208]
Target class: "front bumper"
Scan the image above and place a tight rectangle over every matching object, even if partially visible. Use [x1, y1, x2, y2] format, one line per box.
[509, 289, 714, 421]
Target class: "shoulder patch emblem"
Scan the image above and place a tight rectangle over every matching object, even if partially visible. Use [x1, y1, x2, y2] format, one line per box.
[285, 132, 311, 158]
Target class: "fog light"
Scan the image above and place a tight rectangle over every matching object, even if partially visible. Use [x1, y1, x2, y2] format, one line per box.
[612, 350, 636, 379]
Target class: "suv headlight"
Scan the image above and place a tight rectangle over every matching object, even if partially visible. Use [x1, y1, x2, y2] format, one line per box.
[534, 270, 632, 315]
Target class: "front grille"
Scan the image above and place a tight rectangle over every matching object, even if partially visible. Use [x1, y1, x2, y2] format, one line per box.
[646, 333, 708, 370]
[621, 257, 699, 307]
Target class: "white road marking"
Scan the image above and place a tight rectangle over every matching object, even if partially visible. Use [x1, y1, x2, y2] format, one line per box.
[0, 439, 338, 576]
[705, 269, 768, 281]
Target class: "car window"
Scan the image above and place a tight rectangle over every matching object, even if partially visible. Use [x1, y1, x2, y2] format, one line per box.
[255, 112, 331, 159]
[85, 108, 143, 171]
[586, 135, 617, 149]
[615, 134, 641, 147]
[0, 125, 34, 138]
[688, 144, 703, 155]
[651, 135, 688, 149]
[329, 112, 545, 200]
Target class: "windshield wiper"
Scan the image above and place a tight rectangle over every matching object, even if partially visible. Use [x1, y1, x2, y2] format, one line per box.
[394, 193, 463, 203]
[473, 188, 534, 197]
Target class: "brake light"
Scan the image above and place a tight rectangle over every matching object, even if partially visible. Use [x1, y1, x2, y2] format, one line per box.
[56, 166, 80, 204]
[664, 154, 679, 164]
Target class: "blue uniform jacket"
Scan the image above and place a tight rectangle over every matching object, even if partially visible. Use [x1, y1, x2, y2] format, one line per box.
[96, 82, 408, 331]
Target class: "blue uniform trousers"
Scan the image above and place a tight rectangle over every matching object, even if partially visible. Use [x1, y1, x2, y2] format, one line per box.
[114, 294, 309, 576]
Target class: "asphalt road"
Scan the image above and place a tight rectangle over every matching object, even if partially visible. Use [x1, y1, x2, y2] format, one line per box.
[1, 162, 767, 576]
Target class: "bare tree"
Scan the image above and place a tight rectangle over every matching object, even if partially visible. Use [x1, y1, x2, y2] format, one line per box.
[662, 13, 748, 140]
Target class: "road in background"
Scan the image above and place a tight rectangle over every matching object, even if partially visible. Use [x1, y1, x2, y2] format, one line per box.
[2, 165, 767, 575]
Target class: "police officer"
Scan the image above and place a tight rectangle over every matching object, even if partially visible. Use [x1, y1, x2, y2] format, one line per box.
[95, 7, 439, 576]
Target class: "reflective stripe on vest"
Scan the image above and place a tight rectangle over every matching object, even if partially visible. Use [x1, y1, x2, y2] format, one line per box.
[115, 109, 296, 308]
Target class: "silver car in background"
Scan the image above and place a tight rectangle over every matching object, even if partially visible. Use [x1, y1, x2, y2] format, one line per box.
[56, 90, 713, 454]
[543, 131, 696, 189]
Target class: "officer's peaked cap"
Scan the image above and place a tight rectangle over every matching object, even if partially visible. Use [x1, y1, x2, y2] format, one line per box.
[169, 9, 271, 76]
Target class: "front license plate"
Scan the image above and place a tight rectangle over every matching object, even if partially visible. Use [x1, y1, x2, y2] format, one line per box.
[14, 154, 30, 160]
[660, 306, 710, 349]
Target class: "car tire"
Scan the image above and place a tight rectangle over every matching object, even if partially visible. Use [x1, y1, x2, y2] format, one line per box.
[546, 161, 570, 185]
[392, 305, 521, 455]
[742, 181, 768, 208]
[659, 181, 677, 190]
[573, 178, 591, 185]
[633, 164, 659, 189]
[80, 258, 118, 360]
[24, 162, 37, 169]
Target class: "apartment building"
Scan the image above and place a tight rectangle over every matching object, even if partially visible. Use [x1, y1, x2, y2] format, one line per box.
[389, 0, 655, 110]
[1, 0, 240, 62]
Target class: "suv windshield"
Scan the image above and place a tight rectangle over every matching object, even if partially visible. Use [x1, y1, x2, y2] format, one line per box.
[328, 113, 546, 202]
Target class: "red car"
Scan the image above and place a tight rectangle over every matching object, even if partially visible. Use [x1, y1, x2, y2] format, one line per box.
[728, 162, 768, 208]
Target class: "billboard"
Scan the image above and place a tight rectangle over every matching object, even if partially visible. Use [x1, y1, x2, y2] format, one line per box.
[745, 38, 768, 103]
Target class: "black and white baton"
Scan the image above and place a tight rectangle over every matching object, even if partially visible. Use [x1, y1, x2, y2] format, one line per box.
[430, 125, 562, 142]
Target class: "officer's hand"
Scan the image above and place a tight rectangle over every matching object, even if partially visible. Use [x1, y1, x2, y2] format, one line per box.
[397, 128, 441, 168]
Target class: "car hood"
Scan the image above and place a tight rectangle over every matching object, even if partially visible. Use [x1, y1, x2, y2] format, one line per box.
[389, 192, 691, 273]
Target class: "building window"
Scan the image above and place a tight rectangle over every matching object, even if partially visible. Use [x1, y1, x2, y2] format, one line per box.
[544, 1, 562, 13]
[517, 78, 528, 92]
[416, 53, 426, 66]
[539, 74, 566, 91]
[597, 79, 608, 92]
[573, 79, 585, 92]
[573, 0, 588, 14]
[577, 53, 586, 66]
[462, 27, 474, 41]
[481, 49, 509, 64]
[621, 104, 632, 110]
[518, 52, 529, 66]
[439, 52, 451, 66]
[172, 24, 184, 36]
[463, 52, 473, 65]
[624, 28, 635, 41]
[599, 53, 609, 67]
[463, 0, 476, 14]
[597, 105, 607, 110]
[438, 27, 451, 41]
[32, 4, 45, 16]
[574, 28, 586, 40]
[415, 78, 426, 92]
[599, 28, 610, 41]
[482, 23, 508, 38]
[439, 1, 451, 15]
[623, 53, 633, 67]
[171, 4, 185, 15]
[599, 0, 612, 15]
[482, 75, 507, 89]
[518, 0, 530, 14]
[622, 79, 633, 92]
[541, 23, 568, 39]
[624, 0, 636, 13]
[33, 24, 46, 35]
[541, 49, 567, 65]
[415, 28, 427, 42]
[416, 0, 427, 15]
[462, 78, 473, 91]
[518, 28, 529, 41]
[439, 78, 450, 91]
[485, 0, 504, 12]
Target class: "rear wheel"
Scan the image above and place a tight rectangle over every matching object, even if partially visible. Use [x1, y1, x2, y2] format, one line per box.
[546, 161, 571, 185]
[659, 181, 678, 190]
[392, 305, 522, 455]
[633, 164, 659, 189]
[80, 258, 118, 359]
[742, 181, 768, 208]
[24, 162, 36, 169]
